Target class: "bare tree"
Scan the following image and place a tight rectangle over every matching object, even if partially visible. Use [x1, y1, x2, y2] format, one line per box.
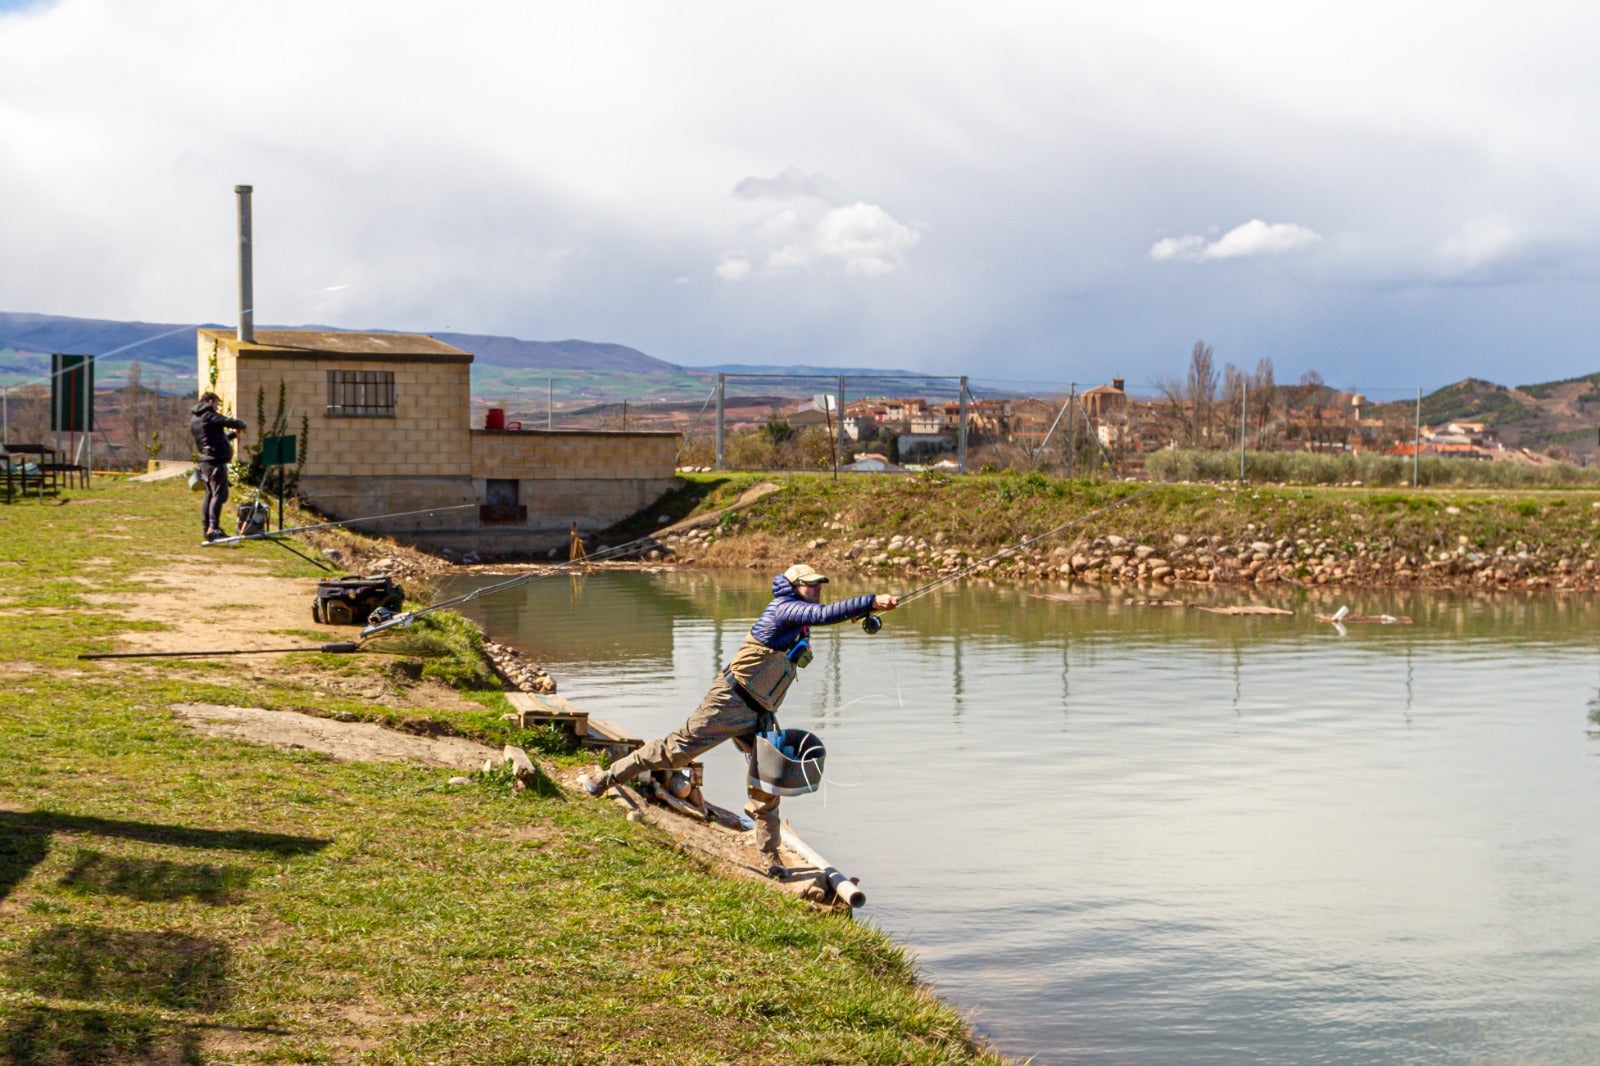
[1156, 341, 1219, 447]
[1250, 357, 1278, 448]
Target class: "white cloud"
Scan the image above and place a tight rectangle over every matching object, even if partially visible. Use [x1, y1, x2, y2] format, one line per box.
[733, 166, 846, 204]
[713, 256, 752, 282]
[3, 1, 1600, 385]
[813, 203, 921, 275]
[718, 200, 920, 280]
[1435, 216, 1530, 275]
[1148, 234, 1209, 262]
[765, 244, 812, 272]
[1150, 220, 1322, 263]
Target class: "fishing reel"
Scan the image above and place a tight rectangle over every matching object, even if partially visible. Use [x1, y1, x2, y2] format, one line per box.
[861, 614, 883, 635]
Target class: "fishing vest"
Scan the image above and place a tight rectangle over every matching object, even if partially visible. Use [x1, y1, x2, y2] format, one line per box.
[725, 632, 806, 712]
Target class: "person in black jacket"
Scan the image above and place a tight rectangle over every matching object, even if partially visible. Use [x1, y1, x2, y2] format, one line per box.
[190, 392, 246, 542]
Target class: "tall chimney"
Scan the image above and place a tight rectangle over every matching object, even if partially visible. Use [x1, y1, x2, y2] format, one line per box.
[235, 184, 254, 343]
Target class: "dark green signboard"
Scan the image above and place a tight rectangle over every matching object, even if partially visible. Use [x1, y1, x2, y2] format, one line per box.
[50, 354, 93, 432]
[261, 434, 297, 466]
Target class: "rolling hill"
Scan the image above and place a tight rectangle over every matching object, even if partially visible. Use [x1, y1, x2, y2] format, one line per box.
[4, 311, 1599, 452]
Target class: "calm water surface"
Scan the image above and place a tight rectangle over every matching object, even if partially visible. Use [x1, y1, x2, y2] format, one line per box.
[445, 570, 1600, 1065]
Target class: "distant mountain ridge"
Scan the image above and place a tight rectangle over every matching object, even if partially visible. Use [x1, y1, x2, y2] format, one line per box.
[0, 311, 691, 383]
[4, 310, 1599, 452]
[431, 333, 683, 374]
[0, 311, 923, 405]
[695, 362, 927, 377]
[0, 311, 216, 386]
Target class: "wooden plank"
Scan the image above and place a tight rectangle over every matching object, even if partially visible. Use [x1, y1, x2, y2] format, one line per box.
[504, 691, 589, 736]
[585, 717, 642, 750]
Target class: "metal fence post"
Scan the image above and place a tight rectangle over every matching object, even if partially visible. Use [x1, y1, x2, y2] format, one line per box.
[715, 373, 725, 470]
[1413, 387, 1421, 487]
[836, 376, 847, 471]
[1240, 380, 1247, 481]
[958, 376, 969, 473]
[1066, 383, 1076, 479]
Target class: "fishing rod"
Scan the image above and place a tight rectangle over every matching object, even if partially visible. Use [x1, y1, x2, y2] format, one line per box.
[80, 641, 362, 660]
[356, 528, 675, 639]
[366, 485, 1164, 640]
[860, 484, 1162, 633]
[199, 503, 479, 547]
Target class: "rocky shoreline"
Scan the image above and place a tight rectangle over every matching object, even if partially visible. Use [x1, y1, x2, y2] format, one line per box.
[648, 507, 1600, 593]
[481, 639, 558, 695]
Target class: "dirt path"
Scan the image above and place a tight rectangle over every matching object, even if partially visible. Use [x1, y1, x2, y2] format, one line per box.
[171, 702, 499, 769]
[90, 560, 333, 655]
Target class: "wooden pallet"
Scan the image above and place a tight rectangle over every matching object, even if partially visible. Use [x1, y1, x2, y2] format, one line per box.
[505, 690, 641, 755]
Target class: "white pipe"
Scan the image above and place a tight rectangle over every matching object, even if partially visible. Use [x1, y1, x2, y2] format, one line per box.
[780, 820, 866, 908]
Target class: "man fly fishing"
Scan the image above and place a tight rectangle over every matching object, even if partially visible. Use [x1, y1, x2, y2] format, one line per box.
[190, 391, 247, 543]
[578, 563, 897, 877]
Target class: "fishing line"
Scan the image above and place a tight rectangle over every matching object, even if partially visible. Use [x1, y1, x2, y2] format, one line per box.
[865, 484, 1163, 628]
[356, 526, 680, 639]
[817, 752, 868, 808]
[80, 641, 362, 660]
[673, 384, 718, 465]
[199, 503, 479, 546]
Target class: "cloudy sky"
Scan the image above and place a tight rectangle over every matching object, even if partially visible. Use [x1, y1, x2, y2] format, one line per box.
[2, 0, 1597, 394]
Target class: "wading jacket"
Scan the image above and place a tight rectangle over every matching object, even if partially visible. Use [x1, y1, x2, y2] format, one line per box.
[724, 574, 876, 712]
[190, 403, 247, 464]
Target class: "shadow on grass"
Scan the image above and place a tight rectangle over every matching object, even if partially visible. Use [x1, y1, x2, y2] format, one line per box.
[59, 850, 252, 905]
[12, 926, 231, 1012]
[0, 1005, 201, 1066]
[0, 810, 329, 906]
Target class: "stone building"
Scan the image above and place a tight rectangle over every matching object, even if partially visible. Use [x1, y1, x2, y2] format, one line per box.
[197, 327, 679, 555]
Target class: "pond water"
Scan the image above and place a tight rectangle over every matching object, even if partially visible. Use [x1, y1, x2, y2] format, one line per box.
[443, 569, 1600, 1065]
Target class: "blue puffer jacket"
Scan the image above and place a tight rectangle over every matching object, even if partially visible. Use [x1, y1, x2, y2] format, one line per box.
[747, 574, 876, 652]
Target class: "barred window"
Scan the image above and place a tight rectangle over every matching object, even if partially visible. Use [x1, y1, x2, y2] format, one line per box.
[326, 370, 396, 417]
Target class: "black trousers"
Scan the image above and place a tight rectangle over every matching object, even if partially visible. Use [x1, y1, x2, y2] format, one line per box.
[199, 461, 230, 534]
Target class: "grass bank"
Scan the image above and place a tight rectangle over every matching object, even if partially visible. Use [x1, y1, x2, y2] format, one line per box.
[0, 478, 1005, 1064]
[629, 471, 1600, 592]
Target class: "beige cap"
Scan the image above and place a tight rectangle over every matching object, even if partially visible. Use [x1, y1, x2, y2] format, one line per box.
[783, 563, 829, 586]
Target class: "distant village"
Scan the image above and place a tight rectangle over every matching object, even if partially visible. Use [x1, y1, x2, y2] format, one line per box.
[770, 376, 1524, 475]
[0, 368, 1540, 478]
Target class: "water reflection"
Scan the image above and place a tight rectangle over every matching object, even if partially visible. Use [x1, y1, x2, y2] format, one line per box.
[444, 569, 1600, 1065]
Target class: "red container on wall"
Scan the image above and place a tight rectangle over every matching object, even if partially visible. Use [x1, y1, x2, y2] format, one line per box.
[485, 407, 505, 430]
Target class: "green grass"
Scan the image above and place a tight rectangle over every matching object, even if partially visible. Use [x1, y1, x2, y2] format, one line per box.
[1145, 447, 1600, 487]
[0, 477, 1005, 1064]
